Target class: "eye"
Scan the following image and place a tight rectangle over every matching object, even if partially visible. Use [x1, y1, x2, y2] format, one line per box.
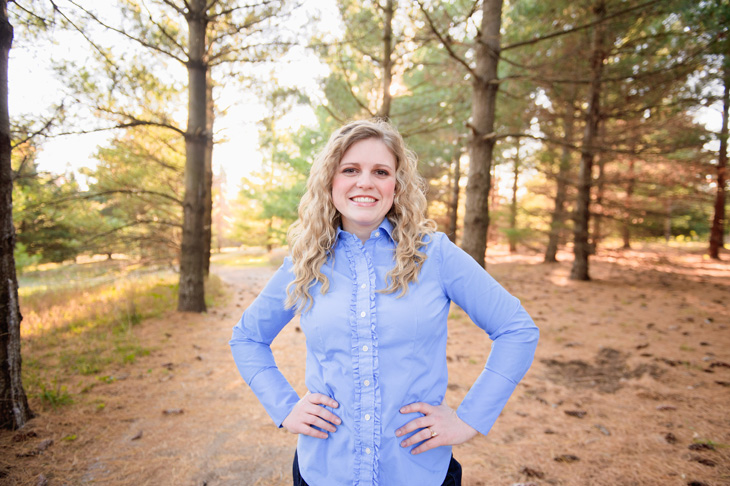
[342, 167, 357, 174]
[375, 169, 391, 176]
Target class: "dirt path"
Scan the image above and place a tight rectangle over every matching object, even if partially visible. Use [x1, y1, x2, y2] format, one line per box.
[3, 249, 730, 486]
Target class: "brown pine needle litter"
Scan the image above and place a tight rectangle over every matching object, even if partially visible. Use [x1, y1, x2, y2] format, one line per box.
[1, 244, 729, 485]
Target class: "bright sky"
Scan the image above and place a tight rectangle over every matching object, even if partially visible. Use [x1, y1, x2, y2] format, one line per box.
[9, 1, 339, 199]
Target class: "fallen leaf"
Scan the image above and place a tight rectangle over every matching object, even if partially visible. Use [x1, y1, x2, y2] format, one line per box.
[37, 439, 53, 452]
[564, 410, 587, 418]
[688, 443, 715, 451]
[12, 430, 38, 442]
[131, 431, 143, 441]
[594, 424, 611, 436]
[519, 466, 544, 479]
[710, 361, 730, 369]
[163, 408, 184, 415]
[664, 432, 677, 444]
[690, 456, 716, 467]
[656, 404, 677, 411]
[554, 454, 580, 463]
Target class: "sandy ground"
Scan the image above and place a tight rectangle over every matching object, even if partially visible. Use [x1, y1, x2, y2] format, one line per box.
[1, 246, 729, 486]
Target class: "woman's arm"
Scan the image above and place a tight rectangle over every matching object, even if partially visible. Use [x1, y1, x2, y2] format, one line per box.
[396, 234, 539, 453]
[229, 259, 301, 427]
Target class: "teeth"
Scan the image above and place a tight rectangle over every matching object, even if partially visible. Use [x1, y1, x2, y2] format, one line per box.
[352, 197, 376, 202]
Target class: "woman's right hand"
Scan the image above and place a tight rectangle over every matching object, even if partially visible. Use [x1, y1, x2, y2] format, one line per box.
[281, 392, 341, 439]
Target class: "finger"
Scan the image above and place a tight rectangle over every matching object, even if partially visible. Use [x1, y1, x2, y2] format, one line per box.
[400, 427, 434, 448]
[298, 423, 329, 439]
[395, 416, 430, 437]
[399, 402, 433, 416]
[309, 416, 337, 433]
[307, 393, 339, 409]
[313, 408, 342, 426]
[411, 435, 440, 455]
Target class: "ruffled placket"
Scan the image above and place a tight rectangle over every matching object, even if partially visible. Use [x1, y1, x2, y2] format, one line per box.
[342, 233, 382, 486]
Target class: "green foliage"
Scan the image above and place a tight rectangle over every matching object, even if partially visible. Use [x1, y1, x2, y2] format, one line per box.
[82, 126, 185, 261]
[38, 380, 73, 409]
[12, 150, 90, 263]
[14, 242, 41, 274]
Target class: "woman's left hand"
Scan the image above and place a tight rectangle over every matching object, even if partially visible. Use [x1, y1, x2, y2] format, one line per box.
[395, 402, 478, 455]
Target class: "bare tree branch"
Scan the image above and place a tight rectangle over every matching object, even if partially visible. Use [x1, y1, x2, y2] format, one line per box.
[140, 0, 187, 54]
[67, 0, 187, 64]
[415, 0, 478, 80]
[501, 0, 663, 51]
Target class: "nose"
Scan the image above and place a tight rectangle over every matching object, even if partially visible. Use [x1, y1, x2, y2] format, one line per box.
[356, 172, 374, 188]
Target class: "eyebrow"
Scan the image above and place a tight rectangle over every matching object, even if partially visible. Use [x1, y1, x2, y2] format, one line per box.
[339, 161, 394, 169]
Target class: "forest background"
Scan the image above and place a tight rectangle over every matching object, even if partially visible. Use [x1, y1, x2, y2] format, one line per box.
[0, 0, 728, 483]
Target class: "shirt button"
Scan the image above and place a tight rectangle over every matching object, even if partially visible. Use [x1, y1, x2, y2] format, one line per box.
[374, 231, 380, 237]
[363, 379, 370, 386]
[360, 311, 366, 318]
[362, 345, 368, 352]
[361, 283, 366, 289]
[364, 414, 371, 421]
[365, 447, 371, 455]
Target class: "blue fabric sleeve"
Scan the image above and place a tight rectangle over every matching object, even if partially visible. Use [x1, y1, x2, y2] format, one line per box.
[436, 234, 539, 435]
[229, 258, 300, 427]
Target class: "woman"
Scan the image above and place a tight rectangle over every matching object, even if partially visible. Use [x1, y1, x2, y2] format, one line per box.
[230, 119, 539, 486]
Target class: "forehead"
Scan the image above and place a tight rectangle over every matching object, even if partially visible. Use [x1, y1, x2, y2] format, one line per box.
[339, 138, 396, 168]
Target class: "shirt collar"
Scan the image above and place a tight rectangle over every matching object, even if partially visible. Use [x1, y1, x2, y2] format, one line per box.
[335, 218, 395, 244]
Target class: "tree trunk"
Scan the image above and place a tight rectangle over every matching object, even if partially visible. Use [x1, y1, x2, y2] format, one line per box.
[178, 0, 208, 312]
[664, 200, 672, 242]
[461, 0, 502, 267]
[545, 96, 576, 263]
[377, 0, 394, 118]
[509, 140, 520, 254]
[622, 158, 636, 249]
[709, 58, 728, 259]
[0, 1, 32, 430]
[570, 0, 606, 281]
[591, 149, 605, 253]
[447, 143, 462, 242]
[203, 71, 214, 276]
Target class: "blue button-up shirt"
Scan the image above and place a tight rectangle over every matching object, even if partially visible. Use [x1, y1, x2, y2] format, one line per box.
[230, 219, 538, 486]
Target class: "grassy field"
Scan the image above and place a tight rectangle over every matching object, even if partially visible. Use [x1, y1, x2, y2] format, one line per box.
[17, 258, 227, 412]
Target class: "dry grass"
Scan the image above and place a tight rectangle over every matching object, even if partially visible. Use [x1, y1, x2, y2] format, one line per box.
[1, 245, 729, 486]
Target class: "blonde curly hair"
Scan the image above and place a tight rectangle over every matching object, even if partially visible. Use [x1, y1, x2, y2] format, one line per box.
[285, 119, 436, 312]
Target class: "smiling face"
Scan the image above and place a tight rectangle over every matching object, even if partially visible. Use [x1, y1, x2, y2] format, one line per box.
[331, 137, 397, 242]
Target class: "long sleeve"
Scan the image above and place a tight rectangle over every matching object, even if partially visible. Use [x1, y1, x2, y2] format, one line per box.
[229, 258, 300, 427]
[436, 234, 539, 435]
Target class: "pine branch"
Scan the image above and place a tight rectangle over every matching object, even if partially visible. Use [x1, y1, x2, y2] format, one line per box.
[415, 0, 478, 80]
[501, 0, 664, 51]
[66, 0, 187, 64]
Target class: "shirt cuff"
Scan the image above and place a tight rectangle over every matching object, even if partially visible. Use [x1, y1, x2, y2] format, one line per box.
[456, 368, 519, 436]
[247, 367, 301, 427]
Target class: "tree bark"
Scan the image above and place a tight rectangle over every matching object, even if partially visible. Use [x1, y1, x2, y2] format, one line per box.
[447, 143, 462, 242]
[203, 70, 214, 276]
[545, 97, 576, 262]
[0, 0, 32, 430]
[570, 0, 606, 281]
[709, 58, 728, 259]
[461, 0, 502, 267]
[509, 140, 520, 254]
[591, 149, 605, 253]
[377, 0, 395, 119]
[178, 0, 208, 312]
[622, 157, 636, 249]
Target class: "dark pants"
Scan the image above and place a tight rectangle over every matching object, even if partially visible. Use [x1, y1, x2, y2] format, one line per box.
[292, 450, 462, 485]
